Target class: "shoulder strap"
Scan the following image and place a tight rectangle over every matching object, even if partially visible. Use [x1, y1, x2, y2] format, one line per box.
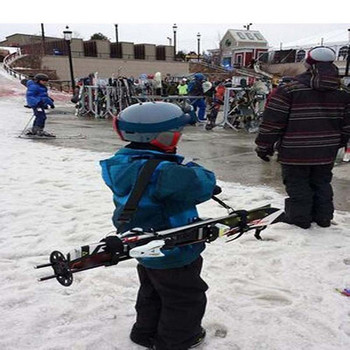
[117, 158, 163, 224]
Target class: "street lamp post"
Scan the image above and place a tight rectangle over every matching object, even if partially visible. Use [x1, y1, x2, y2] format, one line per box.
[63, 26, 75, 93]
[345, 28, 350, 77]
[167, 37, 172, 46]
[41, 23, 45, 55]
[173, 23, 177, 61]
[115, 24, 119, 44]
[197, 32, 201, 62]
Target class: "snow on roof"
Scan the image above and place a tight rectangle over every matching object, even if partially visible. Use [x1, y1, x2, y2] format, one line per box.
[275, 29, 350, 50]
[0, 46, 20, 54]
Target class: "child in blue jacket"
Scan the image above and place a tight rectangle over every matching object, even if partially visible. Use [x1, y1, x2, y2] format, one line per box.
[100, 102, 217, 350]
[25, 73, 55, 137]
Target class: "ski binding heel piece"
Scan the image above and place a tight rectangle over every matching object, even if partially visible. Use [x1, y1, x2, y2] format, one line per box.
[129, 240, 165, 258]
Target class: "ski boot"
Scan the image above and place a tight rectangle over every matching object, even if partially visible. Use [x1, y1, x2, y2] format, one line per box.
[36, 130, 56, 138]
[24, 128, 35, 136]
[205, 108, 218, 130]
[33, 126, 56, 138]
[148, 328, 206, 349]
[189, 328, 206, 348]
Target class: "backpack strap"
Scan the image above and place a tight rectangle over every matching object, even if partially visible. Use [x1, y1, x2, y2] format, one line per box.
[117, 158, 163, 225]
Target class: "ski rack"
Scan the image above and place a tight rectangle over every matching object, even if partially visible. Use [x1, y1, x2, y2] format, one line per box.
[220, 87, 251, 130]
[75, 80, 135, 118]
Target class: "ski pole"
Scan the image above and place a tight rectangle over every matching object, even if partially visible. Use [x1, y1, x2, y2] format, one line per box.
[211, 195, 234, 213]
[19, 113, 35, 137]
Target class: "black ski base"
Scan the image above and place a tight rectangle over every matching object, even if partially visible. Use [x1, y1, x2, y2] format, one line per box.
[19, 134, 86, 140]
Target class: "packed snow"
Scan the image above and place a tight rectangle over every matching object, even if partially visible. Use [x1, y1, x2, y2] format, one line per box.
[1, 66, 350, 350]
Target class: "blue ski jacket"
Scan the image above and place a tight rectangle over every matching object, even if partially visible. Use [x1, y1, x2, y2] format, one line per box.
[26, 80, 54, 109]
[100, 148, 216, 269]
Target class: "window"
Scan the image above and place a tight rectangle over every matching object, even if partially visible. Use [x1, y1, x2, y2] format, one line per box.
[225, 39, 232, 47]
[246, 33, 254, 40]
[254, 33, 263, 41]
[296, 50, 306, 62]
[237, 32, 246, 40]
[338, 46, 348, 61]
[222, 57, 232, 67]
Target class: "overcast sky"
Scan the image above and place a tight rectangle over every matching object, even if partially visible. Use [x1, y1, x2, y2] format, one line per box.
[1, 1, 349, 52]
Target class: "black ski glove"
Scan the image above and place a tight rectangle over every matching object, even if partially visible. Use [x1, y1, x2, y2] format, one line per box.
[255, 147, 273, 162]
[50, 104, 55, 109]
[100, 236, 124, 255]
[213, 185, 222, 195]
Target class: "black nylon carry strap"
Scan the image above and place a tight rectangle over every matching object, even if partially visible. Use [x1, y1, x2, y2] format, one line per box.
[117, 158, 163, 224]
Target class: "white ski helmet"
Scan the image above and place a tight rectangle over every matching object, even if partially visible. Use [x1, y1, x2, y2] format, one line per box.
[113, 102, 193, 151]
[202, 81, 212, 93]
[304, 46, 336, 68]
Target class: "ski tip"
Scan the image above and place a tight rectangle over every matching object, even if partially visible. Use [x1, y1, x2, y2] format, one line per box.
[336, 288, 350, 297]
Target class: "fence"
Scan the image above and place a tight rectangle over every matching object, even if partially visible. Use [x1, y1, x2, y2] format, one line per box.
[3, 51, 74, 93]
[3, 51, 29, 81]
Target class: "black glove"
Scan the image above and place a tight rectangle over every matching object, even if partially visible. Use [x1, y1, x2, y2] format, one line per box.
[50, 104, 55, 109]
[213, 185, 222, 195]
[255, 147, 273, 162]
[100, 236, 124, 255]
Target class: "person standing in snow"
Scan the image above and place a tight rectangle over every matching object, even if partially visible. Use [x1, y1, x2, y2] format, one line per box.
[154, 72, 163, 96]
[255, 46, 350, 229]
[100, 102, 218, 349]
[25, 73, 55, 137]
[188, 73, 206, 122]
[177, 78, 188, 96]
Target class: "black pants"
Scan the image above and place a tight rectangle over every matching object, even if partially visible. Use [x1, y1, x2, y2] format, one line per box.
[132, 256, 208, 350]
[281, 164, 334, 226]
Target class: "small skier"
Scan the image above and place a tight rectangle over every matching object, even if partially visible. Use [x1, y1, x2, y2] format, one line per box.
[25, 73, 55, 137]
[188, 73, 206, 122]
[205, 82, 225, 130]
[100, 102, 218, 349]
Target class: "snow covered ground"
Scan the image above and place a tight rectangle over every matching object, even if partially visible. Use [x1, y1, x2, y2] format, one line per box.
[1, 66, 350, 350]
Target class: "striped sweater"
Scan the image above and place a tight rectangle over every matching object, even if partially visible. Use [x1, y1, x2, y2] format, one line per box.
[255, 63, 350, 165]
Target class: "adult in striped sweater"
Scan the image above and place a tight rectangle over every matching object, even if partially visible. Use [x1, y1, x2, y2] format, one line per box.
[255, 46, 350, 229]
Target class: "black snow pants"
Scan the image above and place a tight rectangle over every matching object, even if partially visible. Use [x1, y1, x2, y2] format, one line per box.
[131, 256, 208, 350]
[281, 164, 334, 227]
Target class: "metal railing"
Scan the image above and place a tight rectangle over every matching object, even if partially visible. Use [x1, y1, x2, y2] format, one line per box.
[3, 51, 30, 81]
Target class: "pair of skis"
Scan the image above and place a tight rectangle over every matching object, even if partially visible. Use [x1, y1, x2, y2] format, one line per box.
[19, 133, 86, 140]
[35, 204, 284, 287]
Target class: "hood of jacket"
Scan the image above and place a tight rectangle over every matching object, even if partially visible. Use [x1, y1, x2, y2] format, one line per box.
[295, 62, 340, 91]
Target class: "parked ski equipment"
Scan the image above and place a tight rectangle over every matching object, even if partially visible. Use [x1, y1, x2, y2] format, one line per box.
[35, 204, 283, 287]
